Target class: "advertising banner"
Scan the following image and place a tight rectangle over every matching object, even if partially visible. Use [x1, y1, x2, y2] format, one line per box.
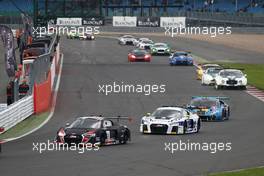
[160, 17, 186, 28]
[83, 17, 104, 26]
[137, 17, 160, 27]
[56, 18, 82, 26]
[113, 16, 137, 27]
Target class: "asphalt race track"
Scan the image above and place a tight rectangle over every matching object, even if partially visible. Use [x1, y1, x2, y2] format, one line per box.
[0, 36, 264, 176]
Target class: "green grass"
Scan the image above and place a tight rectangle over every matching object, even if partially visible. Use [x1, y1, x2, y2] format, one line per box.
[218, 63, 264, 90]
[0, 112, 49, 140]
[209, 167, 264, 176]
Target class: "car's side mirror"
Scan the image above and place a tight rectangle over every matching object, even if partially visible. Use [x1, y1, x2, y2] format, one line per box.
[146, 113, 151, 116]
[66, 123, 70, 127]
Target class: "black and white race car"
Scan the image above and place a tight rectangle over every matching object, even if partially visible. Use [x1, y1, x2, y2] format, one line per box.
[56, 116, 131, 146]
[118, 35, 137, 45]
[140, 106, 201, 135]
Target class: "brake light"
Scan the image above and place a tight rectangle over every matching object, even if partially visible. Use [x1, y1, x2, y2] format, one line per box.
[58, 128, 66, 137]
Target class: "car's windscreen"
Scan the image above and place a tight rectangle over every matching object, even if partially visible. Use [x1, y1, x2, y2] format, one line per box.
[69, 118, 101, 129]
[191, 99, 217, 107]
[132, 50, 147, 55]
[207, 69, 221, 75]
[152, 109, 182, 119]
[154, 44, 166, 47]
[220, 70, 243, 78]
[173, 52, 187, 57]
[202, 65, 220, 70]
[143, 40, 153, 44]
[123, 35, 133, 38]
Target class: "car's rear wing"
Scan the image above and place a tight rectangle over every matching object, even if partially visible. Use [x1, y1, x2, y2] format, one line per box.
[191, 96, 230, 101]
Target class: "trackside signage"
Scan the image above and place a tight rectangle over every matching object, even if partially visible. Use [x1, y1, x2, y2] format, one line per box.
[113, 16, 137, 27]
[83, 17, 104, 26]
[137, 17, 160, 27]
[56, 18, 82, 26]
[160, 17, 186, 28]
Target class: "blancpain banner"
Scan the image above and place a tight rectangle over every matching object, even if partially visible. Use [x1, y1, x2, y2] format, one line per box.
[113, 16, 137, 27]
[160, 17, 186, 28]
[56, 18, 82, 26]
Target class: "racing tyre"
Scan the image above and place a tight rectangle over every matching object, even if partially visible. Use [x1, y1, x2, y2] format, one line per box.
[99, 133, 106, 146]
[196, 118, 201, 133]
[119, 132, 129, 144]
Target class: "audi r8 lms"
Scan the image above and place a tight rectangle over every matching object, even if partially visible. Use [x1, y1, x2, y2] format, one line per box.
[137, 40, 154, 50]
[201, 68, 223, 85]
[196, 63, 222, 80]
[56, 116, 131, 146]
[140, 106, 201, 135]
[169, 51, 194, 66]
[187, 96, 230, 121]
[214, 69, 247, 90]
[150, 43, 171, 55]
[128, 49, 151, 62]
[118, 35, 137, 45]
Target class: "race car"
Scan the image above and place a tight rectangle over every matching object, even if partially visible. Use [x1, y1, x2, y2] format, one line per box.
[128, 49, 151, 62]
[55, 116, 131, 146]
[66, 31, 79, 39]
[150, 43, 171, 55]
[118, 35, 137, 45]
[214, 69, 247, 90]
[196, 64, 222, 80]
[137, 40, 154, 50]
[140, 106, 201, 134]
[201, 68, 223, 85]
[133, 37, 151, 46]
[169, 51, 193, 66]
[187, 96, 230, 121]
[79, 33, 95, 40]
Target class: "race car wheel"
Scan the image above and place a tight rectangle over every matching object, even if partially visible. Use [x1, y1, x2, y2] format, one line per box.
[99, 133, 106, 146]
[196, 118, 201, 133]
[183, 120, 187, 134]
[119, 132, 129, 144]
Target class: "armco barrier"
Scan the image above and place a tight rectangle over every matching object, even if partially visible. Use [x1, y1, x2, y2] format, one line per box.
[0, 95, 34, 134]
[33, 71, 51, 114]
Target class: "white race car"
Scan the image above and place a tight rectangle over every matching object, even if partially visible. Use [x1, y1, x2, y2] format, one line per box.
[118, 35, 137, 45]
[137, 40, 154, 50]
[201, 68, 223, 85]
[215, 69, 247, 90]
[134, 38, 151, 46]
[140, 106, 201, 135]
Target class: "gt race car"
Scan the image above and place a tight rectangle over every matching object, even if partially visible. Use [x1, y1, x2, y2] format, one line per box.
[214, 69, 247, 90]
[128, 49, 151, 62]
[56, 116, 131, 146]
[134, 37, 151, 46]
[140, 106, 201, 134]
[150, 43, 171, 55]
[137, 40, 154, 50]
[169, 51, 193, 66]
[118, 35, 137, 45]
[196, 64, 222, 80]
[79, 33, 95, 40]
[201, 68, 223, 85]
[187, 96, 230, 121]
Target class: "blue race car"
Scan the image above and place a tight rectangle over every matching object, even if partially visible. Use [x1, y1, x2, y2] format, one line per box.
[187, 96, 230, 121]
[169, 51, 193, 66]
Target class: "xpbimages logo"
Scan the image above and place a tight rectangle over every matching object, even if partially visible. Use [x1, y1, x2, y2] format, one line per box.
[164, 140, 232, 154]
[98, 82, 166, 96]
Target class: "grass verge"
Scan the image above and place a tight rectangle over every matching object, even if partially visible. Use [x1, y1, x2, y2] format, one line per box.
[0, 112, 49, 140]
[218, 63, 264, 90]
[209, 167, 264, 176]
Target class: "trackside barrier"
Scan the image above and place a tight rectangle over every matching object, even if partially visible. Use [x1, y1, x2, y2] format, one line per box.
[0, 96, 34, 134]
[33, 71, 52, 114]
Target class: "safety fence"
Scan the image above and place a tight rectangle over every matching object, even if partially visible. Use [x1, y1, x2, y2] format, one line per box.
[0, 34, 61, 134]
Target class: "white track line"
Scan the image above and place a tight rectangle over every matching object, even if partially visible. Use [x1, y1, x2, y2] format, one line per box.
[3, 54, 64, 143]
